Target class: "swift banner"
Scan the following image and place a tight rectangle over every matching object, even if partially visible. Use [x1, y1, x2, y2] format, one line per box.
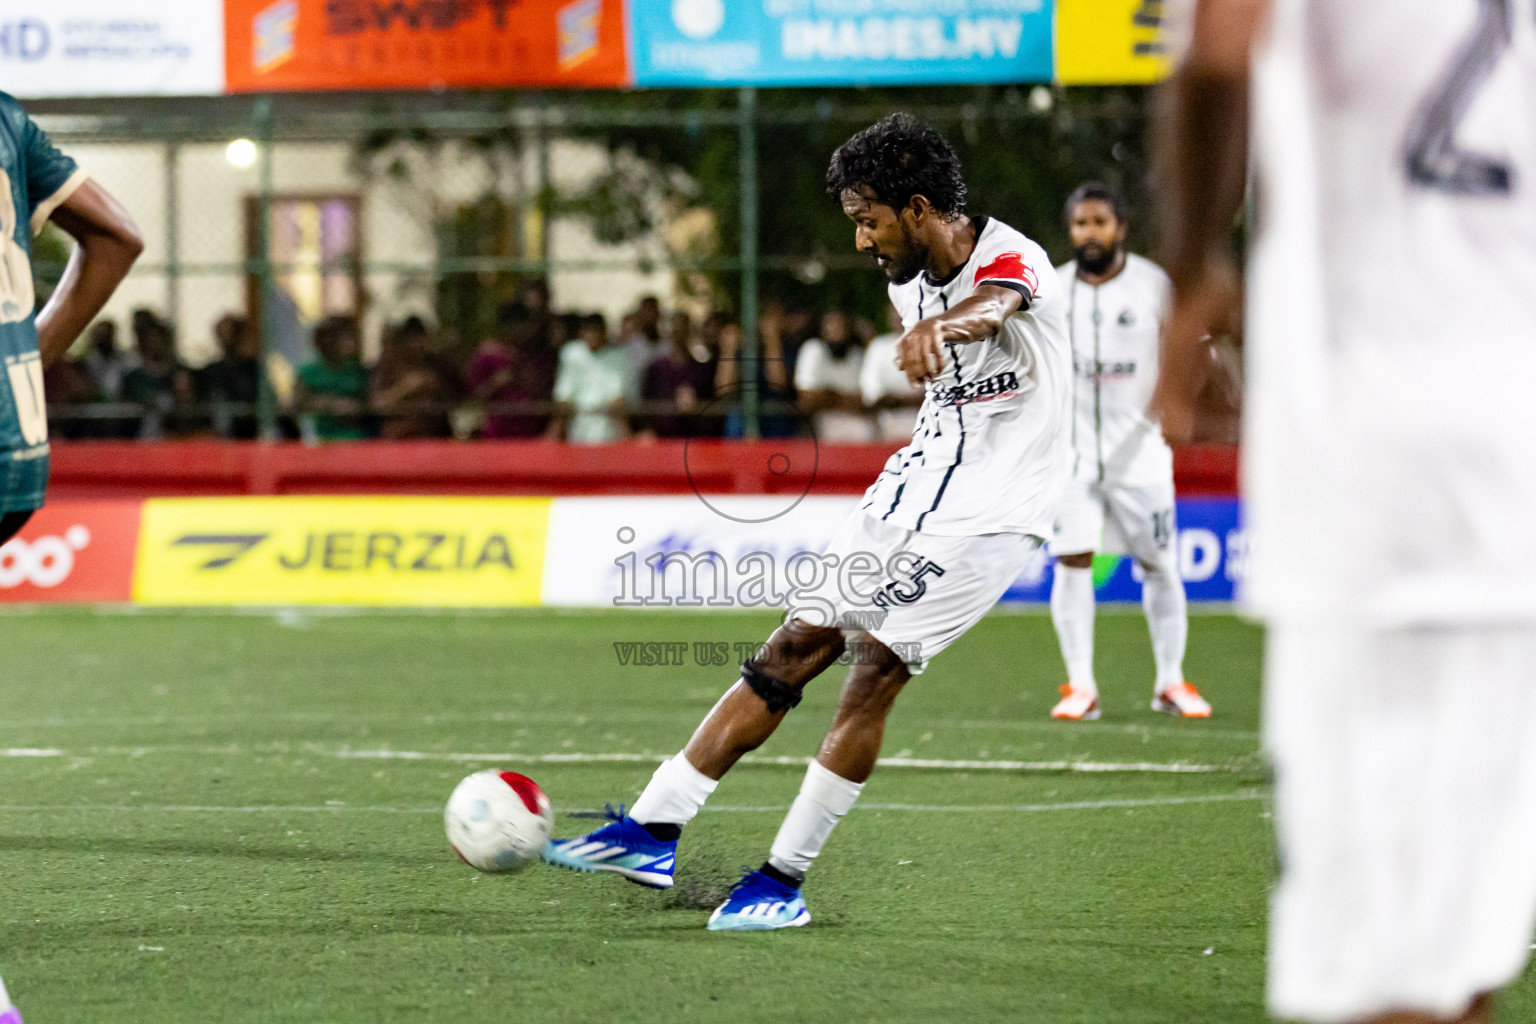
[133, 497, 551, 607]
[629, 0, 1054, 87]
[222, 0, 628, 92]
[1, 2, 226, 99]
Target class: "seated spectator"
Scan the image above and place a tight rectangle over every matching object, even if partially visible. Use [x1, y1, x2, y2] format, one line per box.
[196, 314, 262, 439]
[795, 310, 873, 442]
[465, 302, 557, 438]
[42, 353, 99, 441]
[294, 315, 370, 441]
[81, 320, 136, 403]
[121, 310, 195, 440]
[716, 304, 796, 439]
[621, 302, 666, 376]
[641, 311, 714, 438]
[549, 313, 636, 444]
[860, 305, 923, 441]
[370, 316, 459, 439]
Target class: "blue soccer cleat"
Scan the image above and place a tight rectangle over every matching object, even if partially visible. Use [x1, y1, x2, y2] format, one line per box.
[542, 805, 676, 889]
[706, 869, 810, 931]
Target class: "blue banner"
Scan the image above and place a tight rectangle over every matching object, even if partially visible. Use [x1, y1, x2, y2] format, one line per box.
[1003, 498, 1245, 604]
[629, 0, 1054, 87]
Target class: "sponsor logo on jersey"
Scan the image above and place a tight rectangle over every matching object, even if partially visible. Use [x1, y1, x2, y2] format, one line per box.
[930, 369, 1020, 407]
[974, 251, 1038, 295]
[1075, 358, 1137, 380]
[1117, 308, 1135, 326]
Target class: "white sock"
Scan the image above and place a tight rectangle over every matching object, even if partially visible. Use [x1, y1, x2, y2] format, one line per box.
[1141, 562, 1188, 691]
[628, 752, 718, 827]
[1050, 564, 1097, 694]
[766, 759, 864, 881]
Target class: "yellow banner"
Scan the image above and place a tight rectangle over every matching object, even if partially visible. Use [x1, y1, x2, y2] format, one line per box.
[1055, 0, 1171, 85]
[134, 497, 551, 607]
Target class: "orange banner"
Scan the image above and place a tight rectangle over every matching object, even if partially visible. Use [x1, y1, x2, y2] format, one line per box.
[224, 0, 628, 92]
[0, 501, 141, 604]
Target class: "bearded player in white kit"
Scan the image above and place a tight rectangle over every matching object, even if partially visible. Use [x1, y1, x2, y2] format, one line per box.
[1158, 0, 1536, 1021]
[544, 113, 1071, 929]
[1048, 181, 1210, 721]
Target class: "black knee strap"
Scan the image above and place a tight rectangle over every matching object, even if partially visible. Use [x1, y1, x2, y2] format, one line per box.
[741, 658, 802, 714]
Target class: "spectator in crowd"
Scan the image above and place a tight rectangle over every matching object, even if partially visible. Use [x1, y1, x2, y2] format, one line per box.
[294, 315, 369, 442]
[622, 299, 666, 376]
[641, 311, 715, 438]
[716, 304, 796, 438]
[860, 303, 923, 441]
[80, 320, 136, 404]
[197, 314, 262, 439]
[370, 316, 460, 439]
[121, 310, 195, 440]
[795, 310, 874, 442]
[42, 349, 100, 441]
[549, 312, 636, 444]
[466, 302, 557, 438]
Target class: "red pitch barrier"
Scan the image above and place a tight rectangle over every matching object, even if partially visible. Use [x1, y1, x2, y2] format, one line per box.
[46, 441, 1239, 499]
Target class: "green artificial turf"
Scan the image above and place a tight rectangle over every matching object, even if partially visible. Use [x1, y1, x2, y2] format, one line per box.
[0, 608, 1530, 1023]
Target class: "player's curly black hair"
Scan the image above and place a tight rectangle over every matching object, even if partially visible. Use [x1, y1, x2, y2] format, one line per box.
[1064, 181, 1129, 225]
[826, 113, 967, 219]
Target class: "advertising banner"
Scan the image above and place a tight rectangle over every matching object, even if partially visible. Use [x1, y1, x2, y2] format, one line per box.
[0, 500, 141, 603]
[222, 0, 628, 92]
[2, 2, 226, 99]
[132, 497, 551, 607]
[1003, 498, 1244, 603]
[629, 0, 1053, 87]
[1054, 0, 1169, 85]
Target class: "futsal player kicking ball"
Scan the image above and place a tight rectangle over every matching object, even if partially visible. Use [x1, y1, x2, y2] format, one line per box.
[0, 91, 142, 1021]
[545, 113, 1071, 929]
[1157, 0, 1536, 1021]
[1048, 182, 1209, 721]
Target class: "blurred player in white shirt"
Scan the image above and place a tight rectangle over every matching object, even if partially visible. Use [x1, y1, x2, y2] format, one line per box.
[1158, 0, 1536, 1020]
[1049, 182, 1209, 721]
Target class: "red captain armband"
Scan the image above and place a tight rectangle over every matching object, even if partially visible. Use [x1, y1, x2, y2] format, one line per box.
[974, 252, 1038, 306]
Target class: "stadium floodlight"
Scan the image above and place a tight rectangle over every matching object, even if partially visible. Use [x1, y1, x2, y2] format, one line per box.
[225, 138, 258, 168]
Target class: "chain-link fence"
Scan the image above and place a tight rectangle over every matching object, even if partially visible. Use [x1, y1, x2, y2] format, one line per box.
[29, 86, 1165, 443]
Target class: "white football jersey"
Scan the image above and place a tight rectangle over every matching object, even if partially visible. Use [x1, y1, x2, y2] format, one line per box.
[1056, 254, 1174, 488]
[859, 217, 1071, 538]
[1247, 0, 1536, 622]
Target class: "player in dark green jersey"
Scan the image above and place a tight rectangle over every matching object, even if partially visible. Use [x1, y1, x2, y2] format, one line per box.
[0, 91, 139, 1024]
[0, 91, 141, 549]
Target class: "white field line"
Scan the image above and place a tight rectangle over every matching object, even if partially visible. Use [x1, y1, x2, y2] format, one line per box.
[0, 745, 1247, 774]
[0, 710, 1262, 741]
[0, 791, 1269, 816]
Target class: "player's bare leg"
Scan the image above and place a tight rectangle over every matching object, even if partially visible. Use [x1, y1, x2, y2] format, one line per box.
[544, 618, 851, 888]
[709, 633, 911, 930]
[1050, 550, 1101, 719]
[682, 618, 848, 778]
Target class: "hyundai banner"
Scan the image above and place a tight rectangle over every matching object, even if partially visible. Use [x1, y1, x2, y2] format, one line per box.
[629, 0, 1054, 87]
[2, 2, 225, 98]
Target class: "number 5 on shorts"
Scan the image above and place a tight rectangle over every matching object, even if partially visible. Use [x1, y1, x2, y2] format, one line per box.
[6, 353, 47, 447]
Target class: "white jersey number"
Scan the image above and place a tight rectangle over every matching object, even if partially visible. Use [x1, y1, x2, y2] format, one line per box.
[6, 353, 46, 447]
[0, 169, 36, 325]
[1405, 0, 1516, 196]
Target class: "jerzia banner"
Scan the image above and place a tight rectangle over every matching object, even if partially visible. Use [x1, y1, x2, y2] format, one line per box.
[3, 0, 1170, 98]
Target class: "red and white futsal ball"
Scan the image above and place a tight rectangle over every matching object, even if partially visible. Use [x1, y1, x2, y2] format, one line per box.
[444, 770, 554, 872]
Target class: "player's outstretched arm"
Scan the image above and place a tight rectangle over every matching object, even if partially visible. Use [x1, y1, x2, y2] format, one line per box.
[894, 284, 1021, 384]
[35, 180, 143, 368]
[1151, 0, 1268, 444]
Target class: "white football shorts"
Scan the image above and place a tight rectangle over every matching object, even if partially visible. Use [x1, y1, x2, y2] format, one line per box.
[1051, 479, 1176, 567]
[1266, 621, 1536, 1022]
[792, 509, 1042, 674]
